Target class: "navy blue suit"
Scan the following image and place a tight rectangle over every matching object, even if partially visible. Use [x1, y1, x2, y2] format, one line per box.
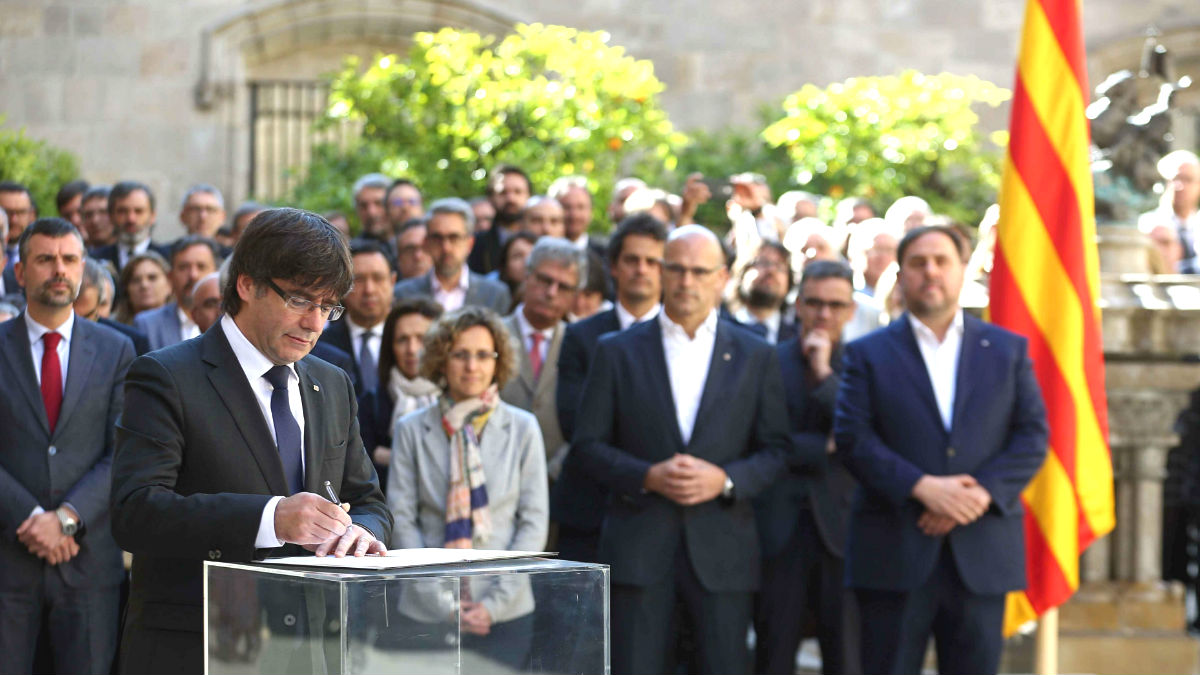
[316, 318, 367, 396]
[551, 308, 620, 563]
[98, 317, 151, 356]
[833, 312, 1048, 675]
[571, 316, 791, 675]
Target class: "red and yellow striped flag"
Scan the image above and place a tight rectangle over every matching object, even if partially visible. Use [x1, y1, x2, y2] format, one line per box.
[989, 0, 1116, 636]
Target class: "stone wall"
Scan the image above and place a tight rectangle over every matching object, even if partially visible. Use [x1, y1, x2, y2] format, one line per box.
[1, 0, 1199, 237]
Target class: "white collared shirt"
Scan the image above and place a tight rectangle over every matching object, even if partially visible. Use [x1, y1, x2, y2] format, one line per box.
[25, 310, 74, 391]
[908, 310, 964, 431]
[615, 301, 661, 331]
[430, 269, 469, 312]
[514, 304, 555, 366]
[220, 314, 306, 548]
[118, 237, 151, 271]
[178, 306, 200, 341]
[346, 317, 385, 367]
[734, 307, 782, 344]
[569, 234, 590, 251]
[660, 309, 718, 445]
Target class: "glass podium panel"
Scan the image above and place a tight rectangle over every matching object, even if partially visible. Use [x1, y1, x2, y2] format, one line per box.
[205, 557, 609, 674]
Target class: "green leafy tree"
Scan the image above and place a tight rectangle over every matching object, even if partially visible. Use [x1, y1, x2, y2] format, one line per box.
[761, 71, 1010, 225]
[286, 23, 685, 231]
[0, 119, 80, 223]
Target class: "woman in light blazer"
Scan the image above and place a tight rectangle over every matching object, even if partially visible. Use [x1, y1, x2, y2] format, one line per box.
[388, 305, 548, 668]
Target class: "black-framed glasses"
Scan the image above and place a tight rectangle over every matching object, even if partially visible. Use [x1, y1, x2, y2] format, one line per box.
[263, 278, 345, 321]
[528, 270, 578, 294]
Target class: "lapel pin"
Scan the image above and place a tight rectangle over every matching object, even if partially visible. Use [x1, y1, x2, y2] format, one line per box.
[723, 352, 731, 361]
[981, 339, 990, 348]
[313, 384, 320, 391]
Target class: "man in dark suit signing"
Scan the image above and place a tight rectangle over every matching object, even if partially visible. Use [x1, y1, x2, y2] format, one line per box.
[571, 224, 791, 675]
[834, 225, 1049, 675]
[0, 217, 135, 674]
[753, 259, 861, 675]
[111, 208, 392, 675]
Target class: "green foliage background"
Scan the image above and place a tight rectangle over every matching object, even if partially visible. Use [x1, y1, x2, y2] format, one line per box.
[0, 118, 81, 222]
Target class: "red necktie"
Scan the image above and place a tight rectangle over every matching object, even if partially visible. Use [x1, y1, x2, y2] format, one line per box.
[530, 332, 544, 382]
[41, 332, 63, 433]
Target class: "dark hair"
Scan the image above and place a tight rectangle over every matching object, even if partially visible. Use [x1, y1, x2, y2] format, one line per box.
[488, 164, 533, 195]
[349, 237, 397, 274]
[17, 217, 84, 262]
[386, 178, 420, 198]
[748, 240, 795, 294]
[232, 201, 266, 233]
[896, 224, 969, 265]
[82, 184, 110, 203]
[580, 249, 612, 297]
[170, 235, 222, 267]
[499, 231, 539, 287]
[377, 297, 443, 384]
[396, 217, 426, 237]
[606, 212, 669, 266]
[56, 180, 89, 212]
[799, 259, 854, 292]
[108, 181, 156, 215]
[221, 208, 354, 317]
[0, 181, 38, 217]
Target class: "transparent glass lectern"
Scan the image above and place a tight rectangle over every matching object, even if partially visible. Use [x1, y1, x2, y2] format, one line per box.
[204, 557, 609, 674]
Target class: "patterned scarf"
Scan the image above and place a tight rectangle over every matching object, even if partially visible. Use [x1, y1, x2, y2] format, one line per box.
[387, 367, 441, 432]
[441, 384, 497, 549]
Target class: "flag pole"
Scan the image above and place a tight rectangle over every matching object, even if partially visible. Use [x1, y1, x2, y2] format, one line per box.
[1034, 607, 1059, 675]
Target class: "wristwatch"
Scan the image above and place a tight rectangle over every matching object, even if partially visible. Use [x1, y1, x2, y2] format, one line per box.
[721, 475, 735, 500]
[56, 507, 78, 537]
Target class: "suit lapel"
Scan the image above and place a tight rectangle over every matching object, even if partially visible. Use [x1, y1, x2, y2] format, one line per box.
[296, 359, 325, 494]
[891, 316, 942, 424]
[464, 273, 481, 307]
[203, 324, 289, 495]
[690, 322, 736, 446]
[638, 320, 686, 449]
[0, 316, 49, 433]
[536, 323, 564, 403]
[506, 315, 536, 397]
[53, 319, 97, 437]
[167, 302, 183, 343]
[951, 315, 982, 433]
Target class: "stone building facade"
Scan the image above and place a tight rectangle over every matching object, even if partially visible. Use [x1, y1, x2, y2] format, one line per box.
[1, 0, 1199, 234]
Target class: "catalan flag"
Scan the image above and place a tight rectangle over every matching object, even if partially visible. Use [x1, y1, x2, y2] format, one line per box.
[988, 0, 1116, 636]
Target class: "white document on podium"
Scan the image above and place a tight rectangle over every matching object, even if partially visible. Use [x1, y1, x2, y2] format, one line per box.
[259, 548, 551, 570]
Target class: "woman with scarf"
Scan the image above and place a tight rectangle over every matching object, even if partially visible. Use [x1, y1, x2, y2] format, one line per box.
[387, 305, 548, 668]
[358, 298, 444, 487]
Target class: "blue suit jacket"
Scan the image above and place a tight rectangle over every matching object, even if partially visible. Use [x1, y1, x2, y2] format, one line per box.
[570, 316, 792, 591]
[833, 312, 1048, 594]
[132, 301, 183, 352]
[551, 308, 620, 532]
[0, 313, 135, 590]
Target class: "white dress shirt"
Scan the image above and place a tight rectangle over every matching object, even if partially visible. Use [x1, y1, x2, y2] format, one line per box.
[220, 314, 306, 549]
[25, 311, 73, 392]
[513, 304, 554, 367]
[177, 306, 200, 341]
[117, 237, 151, 271]
[660, 309, 718, 445]
[908, 310, 964, 431]
[431, 269, 469, 312]
[346, 317, 385, 367]
[616, 301, 661, 331]
[569, 234, 590, 251]
[734, 306, 782, 344]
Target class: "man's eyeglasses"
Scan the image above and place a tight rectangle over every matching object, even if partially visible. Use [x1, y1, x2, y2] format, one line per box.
[449, 350, 498, 363]
[264, 278, 345, 321]
[426, 232, 468, 246]
[801, 297, 853, 312]
[390, 198, 422, 207]
[662, 262, 721, 279]
[528, 271, 577, 294]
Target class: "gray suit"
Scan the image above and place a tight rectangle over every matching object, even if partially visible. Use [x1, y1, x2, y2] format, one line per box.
[0, 312, 135, 674]
[132, 301, 184, 352]
[392, 271, 512, 316]
[388, 402, 548, 622]
[499, 314, 569, 480]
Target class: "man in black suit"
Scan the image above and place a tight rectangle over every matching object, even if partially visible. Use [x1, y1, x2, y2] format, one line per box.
[0, 181, 37, 265]
[554, 213, 667, 563]
[753, 259, 861, 675]
[111, 208, 392, 674]
[89, 181, 170, 274]
[549, 176, 610, 264]
[571, 224, 791, 675]
[0, 217, 135, 674]
[0, 208, 25, 309]
[467, 165, 532, 274]
[319, 239, 396, 395]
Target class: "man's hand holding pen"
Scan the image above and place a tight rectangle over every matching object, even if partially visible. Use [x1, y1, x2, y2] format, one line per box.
[273, 485, 386, 558]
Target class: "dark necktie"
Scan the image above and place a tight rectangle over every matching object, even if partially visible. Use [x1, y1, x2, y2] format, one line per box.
[358, 331, 377, 393]
[264, 365, 304, 494]
[41, 332, 63, 433]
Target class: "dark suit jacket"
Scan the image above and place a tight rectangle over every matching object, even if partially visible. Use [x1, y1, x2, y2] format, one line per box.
[1, 262, 17, 298]
[132, 301, 183, 352]
[110, 323, 392, 673]
[310, 340, 359, 394]
[467, 225, 504, 276]
[0, 313, 135, 592]
[392, 271, 512, 316]
[90, 241, 171, 273]
[833, 312, 1049, 595]
[551, 308, 619, 532]
[570, 317, 791, 592]
[753, 338, 856, 559]
[316, 317, 372, 396]
[98, 317, 151, 356]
